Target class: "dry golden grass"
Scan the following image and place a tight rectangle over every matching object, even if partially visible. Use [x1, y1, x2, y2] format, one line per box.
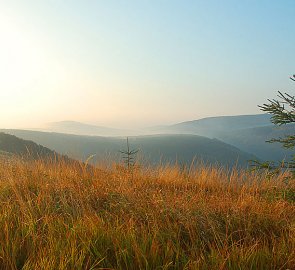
[0, 158, 294, 269]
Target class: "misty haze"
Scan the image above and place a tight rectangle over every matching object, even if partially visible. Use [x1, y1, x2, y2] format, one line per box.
[0, 1, 294, 269]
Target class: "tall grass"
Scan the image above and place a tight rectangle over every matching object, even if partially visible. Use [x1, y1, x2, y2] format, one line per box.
[0, 158, 294, 269]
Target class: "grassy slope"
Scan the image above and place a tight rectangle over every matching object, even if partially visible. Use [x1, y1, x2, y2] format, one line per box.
[0, 159, 294, 269]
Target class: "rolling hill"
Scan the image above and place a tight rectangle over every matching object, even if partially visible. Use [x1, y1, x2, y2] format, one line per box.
[0, 132, 68, 161]
[160, 114, 272, 137]
[39, 114, 272, 137]
[218, 124, 295, 161]
[3, 113, 291, 163]
[151, 114, 293, 161]
[0, 130, 256, 167]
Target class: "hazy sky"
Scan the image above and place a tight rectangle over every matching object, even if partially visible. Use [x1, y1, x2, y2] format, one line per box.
[0, 0, 294, 129]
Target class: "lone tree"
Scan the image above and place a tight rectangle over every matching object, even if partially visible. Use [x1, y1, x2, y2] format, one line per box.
[252, 75, 295, 176]
[119, 137, 139, 171]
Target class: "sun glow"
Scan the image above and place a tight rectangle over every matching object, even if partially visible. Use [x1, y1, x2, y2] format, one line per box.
[0, 15, 47, 92]
[0, 13, 64, 128]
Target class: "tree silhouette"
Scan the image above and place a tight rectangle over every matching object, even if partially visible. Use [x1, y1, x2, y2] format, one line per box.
[119, 137, 139, 170]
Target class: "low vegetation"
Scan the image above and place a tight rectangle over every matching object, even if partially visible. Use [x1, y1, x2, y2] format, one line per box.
[0, 158, 294, 269]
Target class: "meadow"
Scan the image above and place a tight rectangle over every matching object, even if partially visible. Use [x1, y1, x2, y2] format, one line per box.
[0, 158, 294, 269]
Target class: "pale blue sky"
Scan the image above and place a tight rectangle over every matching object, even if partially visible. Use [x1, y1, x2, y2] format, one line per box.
[0, 0, 294, 128]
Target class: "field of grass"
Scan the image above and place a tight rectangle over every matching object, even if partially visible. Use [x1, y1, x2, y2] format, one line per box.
[0, 158, 294, 269]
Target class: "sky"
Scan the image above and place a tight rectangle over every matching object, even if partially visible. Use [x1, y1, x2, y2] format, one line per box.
[0, 0, 294, 129]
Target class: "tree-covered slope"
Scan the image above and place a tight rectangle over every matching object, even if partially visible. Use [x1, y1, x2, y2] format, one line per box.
[218, 124, 295, 161]
[0, 132, 66, 161]
[1, 130, 256, 167]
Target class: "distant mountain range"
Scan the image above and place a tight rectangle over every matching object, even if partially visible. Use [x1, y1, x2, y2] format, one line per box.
[151, 114, 293, 161]
[42, 121, 133, 136]
[40, 114, 273, 138]
[154, 114, 272, 136]
[0, 130, 256, 167]
[1, 113, 293, 166]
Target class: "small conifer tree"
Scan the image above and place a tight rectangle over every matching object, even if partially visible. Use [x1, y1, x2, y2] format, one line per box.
[119, 137, 139, 170]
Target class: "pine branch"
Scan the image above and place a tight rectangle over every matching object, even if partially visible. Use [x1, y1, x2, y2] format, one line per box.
[258, 91, 295, 125]
[267, 135, 295, 149]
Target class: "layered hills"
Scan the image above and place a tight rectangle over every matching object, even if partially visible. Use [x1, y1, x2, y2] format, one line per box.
[155, 114, 293, 161]
[1, 113, 292, 166]
[218, 124, 295, 161]
[162, 114, 272, 136]
[0, 130, 255, 167]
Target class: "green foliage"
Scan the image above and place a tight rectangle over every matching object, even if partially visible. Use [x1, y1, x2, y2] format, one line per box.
[259, 89, 295, 126]
[252, 75, 295, 176]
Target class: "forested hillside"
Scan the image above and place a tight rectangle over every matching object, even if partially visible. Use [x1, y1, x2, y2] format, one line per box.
[0, 132, 66, 161]
[1, 130, 256, 167]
